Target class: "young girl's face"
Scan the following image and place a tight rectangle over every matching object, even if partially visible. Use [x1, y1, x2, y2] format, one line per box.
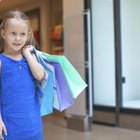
[1, 18, 29, 52]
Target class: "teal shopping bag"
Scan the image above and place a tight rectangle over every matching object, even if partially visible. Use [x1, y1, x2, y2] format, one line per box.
[40, 51, 87, 99]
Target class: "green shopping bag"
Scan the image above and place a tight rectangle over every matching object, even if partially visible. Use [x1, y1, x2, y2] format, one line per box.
[40, 51, 87, 99]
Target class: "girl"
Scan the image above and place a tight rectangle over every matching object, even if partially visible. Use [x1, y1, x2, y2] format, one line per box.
[0, 10, 45, 140]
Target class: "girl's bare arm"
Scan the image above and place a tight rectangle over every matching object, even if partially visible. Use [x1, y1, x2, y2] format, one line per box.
[22, 46, 45, 81]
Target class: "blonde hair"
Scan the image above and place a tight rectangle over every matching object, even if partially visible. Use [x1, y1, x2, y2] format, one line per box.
[0, 10, 36, 53]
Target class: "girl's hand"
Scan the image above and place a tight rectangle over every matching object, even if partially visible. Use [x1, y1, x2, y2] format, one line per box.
[0, 119, 7, 139]
[22, 45, 34, 58]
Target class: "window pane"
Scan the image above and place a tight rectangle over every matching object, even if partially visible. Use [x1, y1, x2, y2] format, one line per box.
[92, 0, 115, 106]
[121, 0, 140, 109]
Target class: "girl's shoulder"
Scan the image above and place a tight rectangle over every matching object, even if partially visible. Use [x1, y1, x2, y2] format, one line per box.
[0, 55, 1, 61]
[0, 54, 4, 63]
[0, 53, 4, 59]
[0, 54, 6, 73]
[0, 56, 1, 74]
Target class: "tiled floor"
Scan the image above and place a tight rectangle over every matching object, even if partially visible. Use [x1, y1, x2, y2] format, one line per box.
[42, 117, 140, 140]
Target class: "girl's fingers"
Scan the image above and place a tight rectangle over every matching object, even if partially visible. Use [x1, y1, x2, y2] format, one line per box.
[3, 125, 7, 136]
[0, 129, 4, 140]
[23, 45, 33, 52]
[24, 45, 33, 49]
[0, 135, 3, 139]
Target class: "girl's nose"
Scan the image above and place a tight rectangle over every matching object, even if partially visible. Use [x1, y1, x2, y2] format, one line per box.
[15, 35, 20, 41]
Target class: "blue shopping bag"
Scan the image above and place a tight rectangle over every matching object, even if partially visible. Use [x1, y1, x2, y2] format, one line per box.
[33, 49, 55, 116]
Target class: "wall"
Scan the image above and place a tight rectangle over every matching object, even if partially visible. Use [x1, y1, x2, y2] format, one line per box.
[63, 0, 84, 15]
[63, 0, 87, 116]
[50, 0, 63, 27]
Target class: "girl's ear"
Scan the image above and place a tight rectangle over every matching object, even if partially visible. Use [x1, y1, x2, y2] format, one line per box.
[1, 29, 5, 39]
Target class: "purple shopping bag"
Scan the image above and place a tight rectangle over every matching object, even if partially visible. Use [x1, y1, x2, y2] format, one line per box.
[46, 61, 74, 111]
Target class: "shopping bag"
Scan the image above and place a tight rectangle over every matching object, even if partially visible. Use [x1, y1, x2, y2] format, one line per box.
[47, 61, 74, 111]
[36, 69, 54, 116]
[41, 52, 88, 99]
[33, 49, 55, 116]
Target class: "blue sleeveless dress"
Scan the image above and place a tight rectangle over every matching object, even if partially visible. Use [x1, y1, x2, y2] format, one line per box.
[0, 54, 44, 140]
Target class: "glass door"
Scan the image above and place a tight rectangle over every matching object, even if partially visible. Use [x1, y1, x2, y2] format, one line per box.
[92, 0, 116, 106]
[121, 0, 140, 109]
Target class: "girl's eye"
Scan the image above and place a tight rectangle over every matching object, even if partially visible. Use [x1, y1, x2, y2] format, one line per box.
[20, 33, 26, 36]
[10, 32, 16, 35]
